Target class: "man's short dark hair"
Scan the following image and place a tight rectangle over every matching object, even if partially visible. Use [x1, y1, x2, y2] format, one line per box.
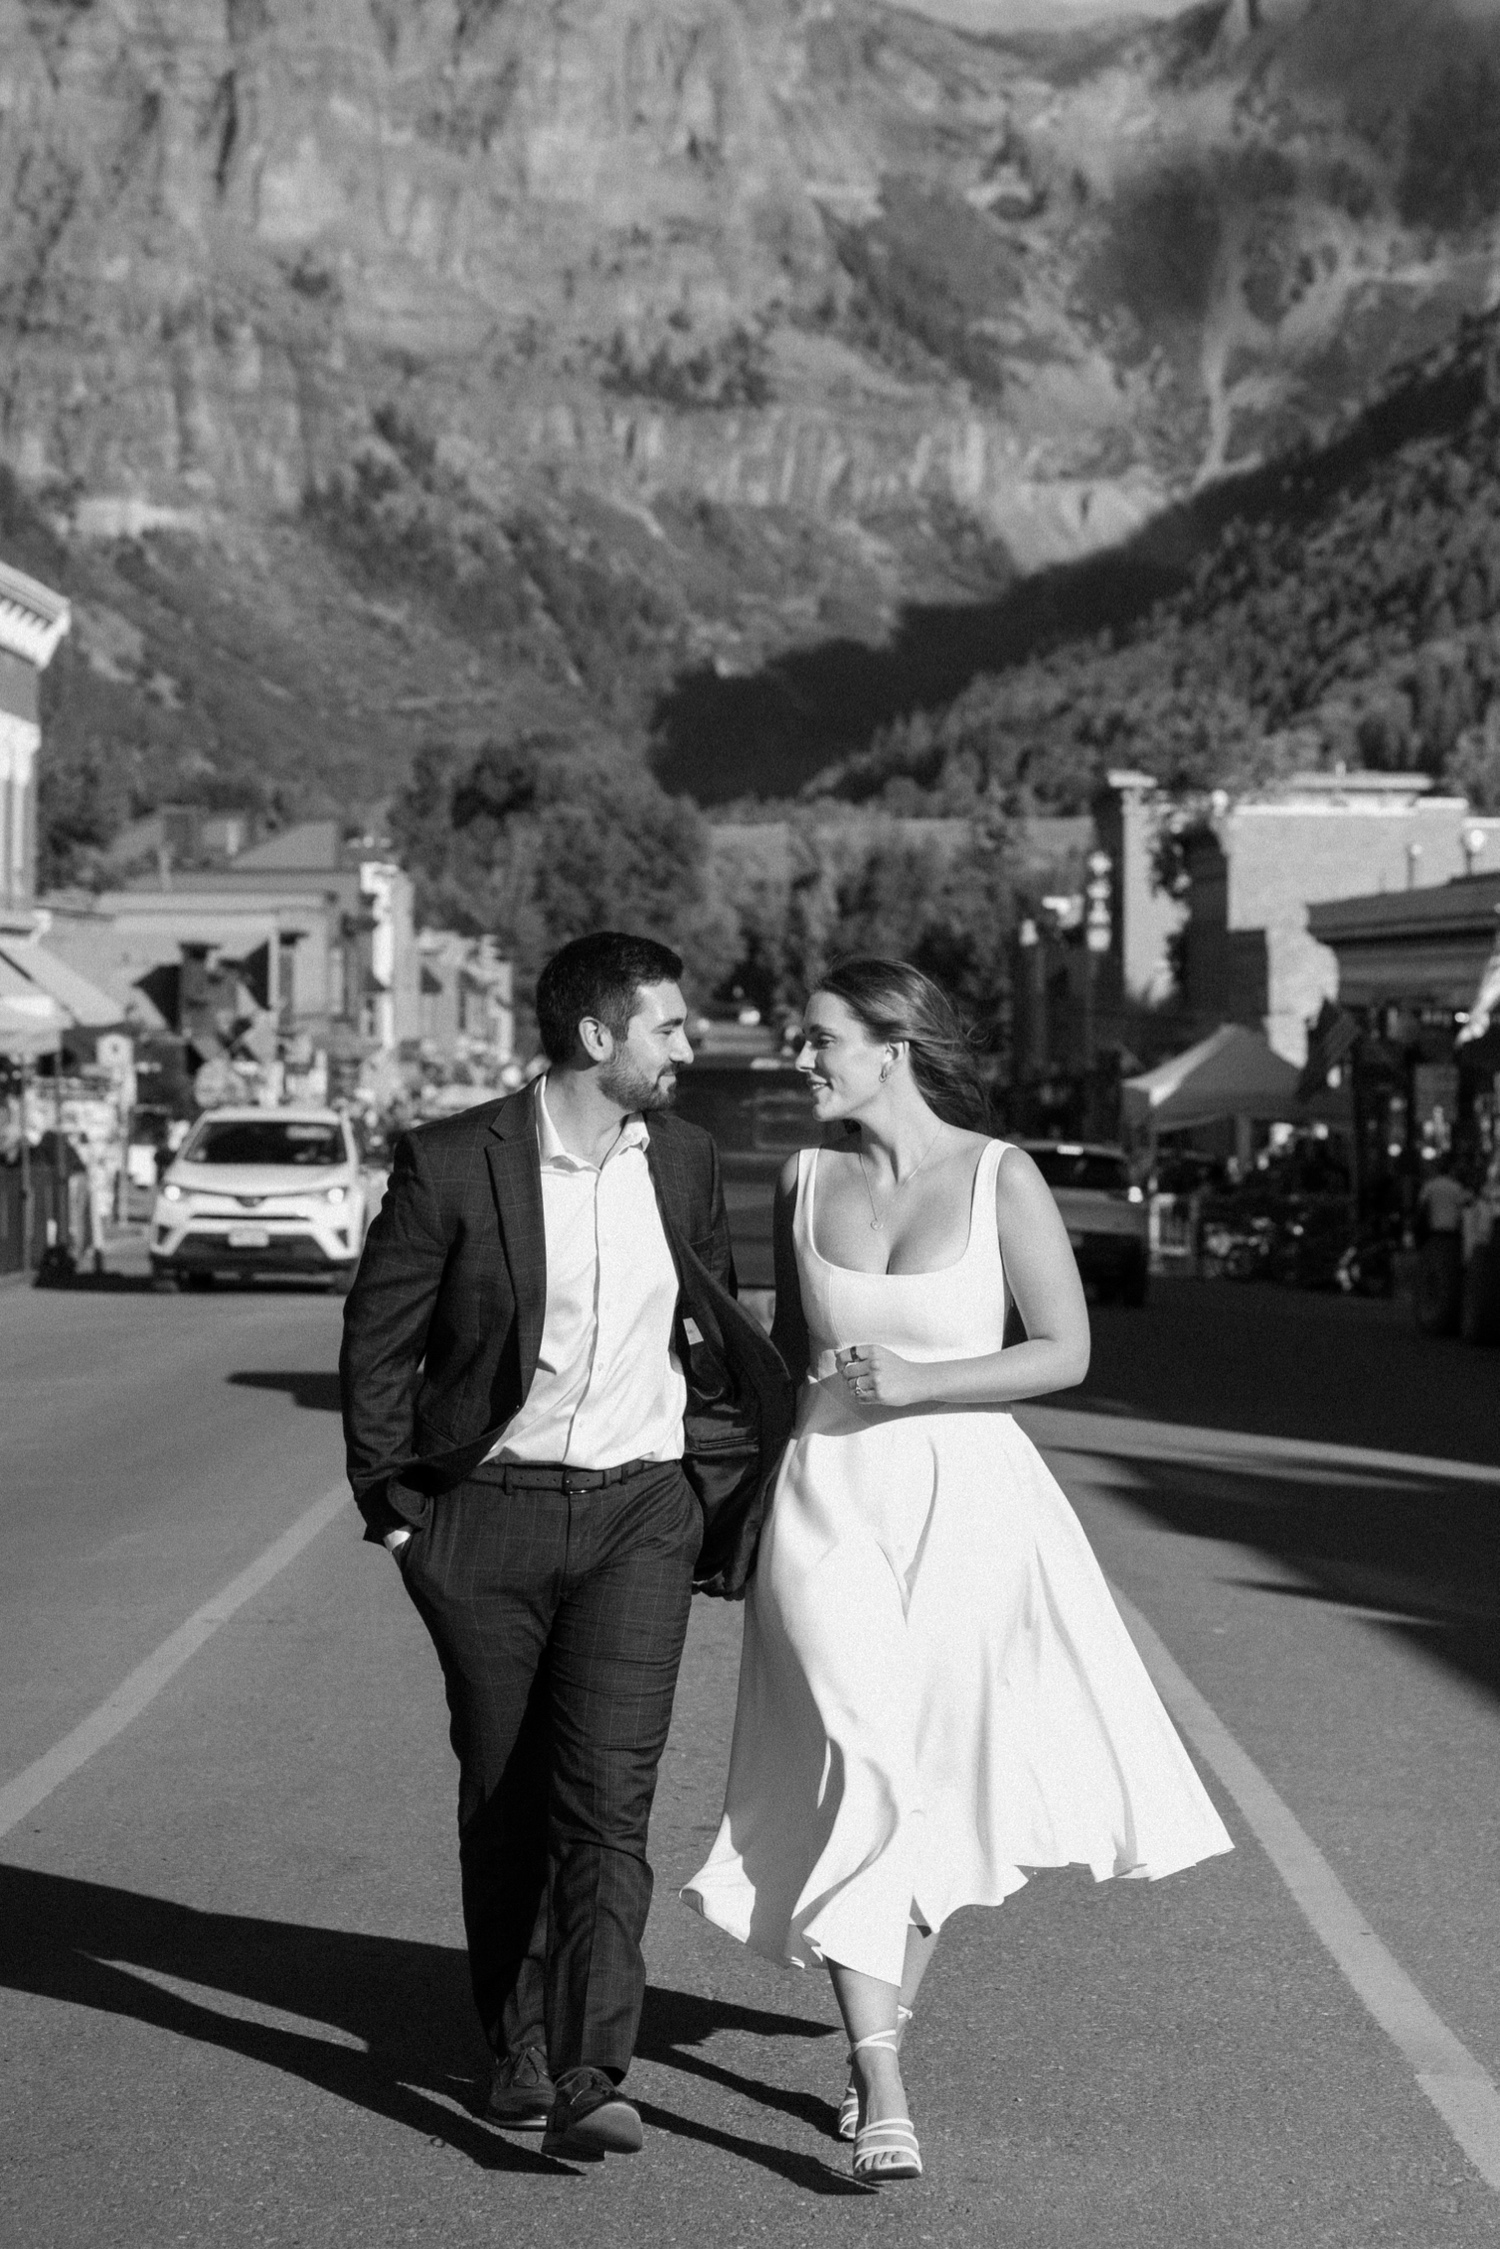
[535, 932, 685, 1065]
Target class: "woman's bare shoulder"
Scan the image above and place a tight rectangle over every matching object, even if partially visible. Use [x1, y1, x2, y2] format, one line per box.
[992, 1141, 1052, 1210]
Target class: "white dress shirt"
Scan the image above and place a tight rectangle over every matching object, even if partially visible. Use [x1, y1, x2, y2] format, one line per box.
[484, 1077, 687, 1469]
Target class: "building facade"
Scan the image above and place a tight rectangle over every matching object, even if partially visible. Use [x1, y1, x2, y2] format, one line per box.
[1175, 772, 1500, 1066]
[417, 929, 516, 1075]
[0, 559, 70, 911]
[42, 821, 423, 1093]
[1307, 870, 1500, 1190]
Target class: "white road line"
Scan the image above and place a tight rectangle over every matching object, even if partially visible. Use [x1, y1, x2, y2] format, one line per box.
[1115, 1586, 1500, 2195]
[1021, 1404, 1500, 1489]
[0, 1484, 349, 1843]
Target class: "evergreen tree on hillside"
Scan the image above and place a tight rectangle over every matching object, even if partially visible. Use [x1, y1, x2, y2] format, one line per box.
[818, 324, 1500, 816]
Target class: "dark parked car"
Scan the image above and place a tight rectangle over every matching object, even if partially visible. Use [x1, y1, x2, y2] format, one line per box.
[1019, 1140, 1150, 1306]
[670, 1061, 822, 1288]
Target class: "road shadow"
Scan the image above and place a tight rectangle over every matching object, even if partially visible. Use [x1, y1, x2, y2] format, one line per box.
[1076, 1439, 1500, 1710]
[227, 1370, 342, 1412]
[0, 1870, 852, 2183]
[1047, 1282, 1500, 1708]
[1078, 1282, 1500, 1469]
[29, 1266, 153, 1293]
[635, 1986, 861, 2193]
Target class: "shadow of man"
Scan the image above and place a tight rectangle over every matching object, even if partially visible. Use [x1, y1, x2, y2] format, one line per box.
[0, 1870, 865, 2186]
[0, 1867, 554, 2173]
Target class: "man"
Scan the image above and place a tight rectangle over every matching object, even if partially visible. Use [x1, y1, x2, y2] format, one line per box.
[340, 932, 791, 2162]
[1417, 1154, 1468, 1240]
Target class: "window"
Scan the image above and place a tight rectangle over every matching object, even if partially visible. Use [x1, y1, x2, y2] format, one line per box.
[184, 1119, 348, 1167]
[1026, 1146, 1129, 1193]
[751, 1090, 820, 1152]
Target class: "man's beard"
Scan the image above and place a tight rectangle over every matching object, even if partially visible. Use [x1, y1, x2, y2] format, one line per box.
[598, 1053, 677, 1113]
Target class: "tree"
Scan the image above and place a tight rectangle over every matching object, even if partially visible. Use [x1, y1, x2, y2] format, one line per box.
[389, 736, 738, 1025]
[1450, 707, 1500, 812]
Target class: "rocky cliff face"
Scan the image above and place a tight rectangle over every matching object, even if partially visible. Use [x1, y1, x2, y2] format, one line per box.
[6, 0, 1500, 819]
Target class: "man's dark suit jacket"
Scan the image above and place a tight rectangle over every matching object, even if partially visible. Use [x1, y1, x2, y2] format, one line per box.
[339, 1080, 794, 1597]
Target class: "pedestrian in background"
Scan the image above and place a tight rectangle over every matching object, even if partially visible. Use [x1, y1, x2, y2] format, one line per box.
[340, 931, 791, 2163]
[1417, 1153, 1469, 1242]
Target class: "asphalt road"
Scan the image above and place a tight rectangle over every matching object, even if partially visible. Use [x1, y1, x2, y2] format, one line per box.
[3, 1267, 1499, 2247]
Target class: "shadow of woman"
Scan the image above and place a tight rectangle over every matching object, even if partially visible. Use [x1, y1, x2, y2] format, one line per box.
[635, 1985, 861, 2188]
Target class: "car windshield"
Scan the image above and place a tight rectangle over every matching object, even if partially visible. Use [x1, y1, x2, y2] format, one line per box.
[751, 1090, 819, 1152]
[671, 1069, 818, 1153]
[1028, 1147, 1129, 1193]
[183, 1119, 347, 1167]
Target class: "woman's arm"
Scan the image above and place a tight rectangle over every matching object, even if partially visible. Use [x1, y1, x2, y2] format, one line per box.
[837, 1146, 1091, 1411]
[768, 1152, 811, 1388]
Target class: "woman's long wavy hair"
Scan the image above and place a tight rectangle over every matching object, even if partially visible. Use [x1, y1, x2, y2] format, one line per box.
[815, 957, 991, 1131]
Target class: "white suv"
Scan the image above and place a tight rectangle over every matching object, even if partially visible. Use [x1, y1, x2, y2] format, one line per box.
[1020, 1140, 1149, 1307]
[150, 1106, 368, 1293]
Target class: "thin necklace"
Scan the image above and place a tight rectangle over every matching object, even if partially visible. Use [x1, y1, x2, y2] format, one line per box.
[858, 1125, 945, 1232]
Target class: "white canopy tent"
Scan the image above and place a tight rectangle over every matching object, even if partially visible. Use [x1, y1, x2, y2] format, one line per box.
[1122, 1023, 1303, 1159]
[1456, 935, 1500, 1050]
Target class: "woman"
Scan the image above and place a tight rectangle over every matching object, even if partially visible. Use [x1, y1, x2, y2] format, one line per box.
[683, 959, 1232, 2185]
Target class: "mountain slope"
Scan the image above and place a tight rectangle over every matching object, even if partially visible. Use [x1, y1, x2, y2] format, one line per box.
[7, 0, 1500, 845]
[803, 308, 1500, 814]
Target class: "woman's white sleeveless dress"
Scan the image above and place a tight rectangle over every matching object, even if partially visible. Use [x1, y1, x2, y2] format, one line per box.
[683, 1140, 1232, 1986]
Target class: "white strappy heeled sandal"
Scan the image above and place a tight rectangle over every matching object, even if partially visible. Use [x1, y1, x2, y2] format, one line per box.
[848, 2028, 923, 2184]
[838, 2002, 911, 2140]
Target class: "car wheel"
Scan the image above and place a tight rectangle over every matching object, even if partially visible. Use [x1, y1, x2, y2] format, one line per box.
[1121, 1252, 1149, 1309]
[328, 1266, 356, 1297]
[185, 1270, 216, 1292]
[150, 1263, 179, 1294]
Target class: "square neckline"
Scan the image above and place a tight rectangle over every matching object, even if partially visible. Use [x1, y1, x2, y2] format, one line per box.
[806, 1139, 992, 1279]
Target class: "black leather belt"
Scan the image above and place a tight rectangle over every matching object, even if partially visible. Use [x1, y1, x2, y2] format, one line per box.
[472, 1457, 655, 1495]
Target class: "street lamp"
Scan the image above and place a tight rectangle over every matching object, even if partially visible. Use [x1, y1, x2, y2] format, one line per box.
[1082, 851, 1112, 1131]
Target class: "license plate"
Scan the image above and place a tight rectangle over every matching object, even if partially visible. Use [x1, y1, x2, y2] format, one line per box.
[228, 1227, 271, 1249]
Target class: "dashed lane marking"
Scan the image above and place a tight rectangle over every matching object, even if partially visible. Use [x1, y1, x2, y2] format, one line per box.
[0, 1484, 349, 1842]
[1115, 1586, 1500, 2197]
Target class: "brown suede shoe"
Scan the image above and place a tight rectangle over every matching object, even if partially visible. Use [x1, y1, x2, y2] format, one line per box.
[540, 2067, 644, 2160]
[485, 2043, 555, 2130]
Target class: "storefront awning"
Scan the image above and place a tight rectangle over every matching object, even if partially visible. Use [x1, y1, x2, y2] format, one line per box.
[0, 938, 122, 1057]
[0, 986, 68, 1057]
[1122, 1023, 1303, 1134]
[0, 937, 123, 1029]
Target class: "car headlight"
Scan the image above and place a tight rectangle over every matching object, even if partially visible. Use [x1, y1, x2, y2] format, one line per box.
[324, 1185, 347, 1205]
[161, 1183, 184, 1202]
[1126, 1184, 1144, 1204]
